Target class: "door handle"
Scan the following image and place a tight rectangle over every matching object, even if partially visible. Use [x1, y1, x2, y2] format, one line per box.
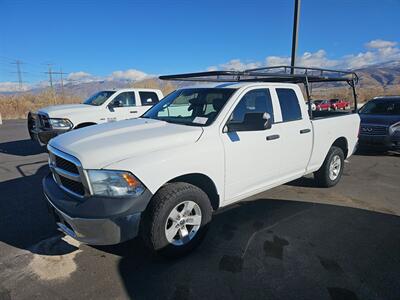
[266, 134, 280, 141]
[300, 128, 311, 134]
[130, 110, 138, 113]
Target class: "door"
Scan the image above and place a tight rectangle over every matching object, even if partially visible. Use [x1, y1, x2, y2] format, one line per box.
[108, 92, 138, 121]
[272, 88, 313, 180]
[221, 88, 282, 202]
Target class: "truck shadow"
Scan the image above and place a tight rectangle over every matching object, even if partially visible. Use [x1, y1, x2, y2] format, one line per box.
[0, 164, 59, 253]
[95, 199, 400, 300]
[285, 176, 317, 188]
[0, 138, 45, 156]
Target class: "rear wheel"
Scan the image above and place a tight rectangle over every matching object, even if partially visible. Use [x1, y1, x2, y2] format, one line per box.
[314, 146, 344, 187]
[141, 182, 212, 258]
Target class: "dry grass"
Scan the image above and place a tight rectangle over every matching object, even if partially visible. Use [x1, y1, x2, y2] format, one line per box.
[0, 90, 82, 120]
[0, 82, 398, 120]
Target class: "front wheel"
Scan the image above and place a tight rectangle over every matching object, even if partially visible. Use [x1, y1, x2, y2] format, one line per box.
[140, 182, 212, 258]
[314, 146, 344, 187]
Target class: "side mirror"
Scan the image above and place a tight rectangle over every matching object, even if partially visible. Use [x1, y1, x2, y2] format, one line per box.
[108, 100, 122, 112]
[107, 103, 115, 112]
[224, 112, 272, 132]
[146, 98, 153, 104]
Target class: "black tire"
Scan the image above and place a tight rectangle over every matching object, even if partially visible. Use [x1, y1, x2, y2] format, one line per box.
[27, 112, 35, 140]
[140, 182, 212, 258]
[314, 146, 345, 187]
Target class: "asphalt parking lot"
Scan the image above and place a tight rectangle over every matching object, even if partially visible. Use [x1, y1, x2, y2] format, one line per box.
[0, 119, 399, 300]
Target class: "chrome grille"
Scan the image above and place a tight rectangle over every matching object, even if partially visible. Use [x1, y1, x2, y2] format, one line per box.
[360, 125, 388, 136]
[48, 145, 90, 198]
[59, 176, 85, 195]
[55, 156, 79, 174]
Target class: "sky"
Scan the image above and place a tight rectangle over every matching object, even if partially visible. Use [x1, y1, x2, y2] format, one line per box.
[0, 0, 399, 91]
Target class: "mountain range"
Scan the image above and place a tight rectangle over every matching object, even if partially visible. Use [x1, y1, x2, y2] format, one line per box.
[5, 61, 400, 99]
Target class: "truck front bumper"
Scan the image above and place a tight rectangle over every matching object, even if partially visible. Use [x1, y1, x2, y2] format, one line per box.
[43, 173, 153, 245]
[28, 113, 70, 145]
[31, 128, 70, 145]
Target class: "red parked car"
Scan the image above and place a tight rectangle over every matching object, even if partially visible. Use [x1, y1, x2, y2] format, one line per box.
[314, 99, 350, 111]
[330, 99, 350, 110]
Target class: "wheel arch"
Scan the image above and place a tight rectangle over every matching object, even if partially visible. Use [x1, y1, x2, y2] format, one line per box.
[165, 173, 220, 211]
[332, 136, 348, 158]
[74, 122, 97, 129]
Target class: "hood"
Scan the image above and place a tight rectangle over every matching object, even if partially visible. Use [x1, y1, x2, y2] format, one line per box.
[38, 104, 98, 118]
[49, 118, 203, 169]
[359, 113, 400, 126]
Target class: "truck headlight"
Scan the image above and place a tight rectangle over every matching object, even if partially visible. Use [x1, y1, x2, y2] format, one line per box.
[49, 118, 73, 130]
[87, 170, 145, 197]
[389, 122, 400, 134]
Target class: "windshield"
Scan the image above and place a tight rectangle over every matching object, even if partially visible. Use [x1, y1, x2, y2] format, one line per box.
[359, 99, 400, 115]
[83, 91, 116, 106]
[143, 88, 236, 126]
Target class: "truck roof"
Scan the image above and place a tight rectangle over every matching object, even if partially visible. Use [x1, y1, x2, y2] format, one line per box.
[102, 88, 162, 93]
[181, 82, 301, 89]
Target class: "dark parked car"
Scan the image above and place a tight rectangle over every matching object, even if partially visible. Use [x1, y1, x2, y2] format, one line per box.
[358, 96, 400, 151]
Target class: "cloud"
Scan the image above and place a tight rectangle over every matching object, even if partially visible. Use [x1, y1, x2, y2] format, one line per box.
[209, 39, 400, 71]
[0, 82, 30, 92]
[67, 71, 94, 81]
[365, 39, 397, 49]
[218, 59, 263, 71]
[67, 69, 149, 83]
[108, 69, 148, 81]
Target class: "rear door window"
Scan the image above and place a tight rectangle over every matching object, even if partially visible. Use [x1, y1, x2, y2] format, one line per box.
[139, 91, 160, 106]
[276, 88, 302, 122]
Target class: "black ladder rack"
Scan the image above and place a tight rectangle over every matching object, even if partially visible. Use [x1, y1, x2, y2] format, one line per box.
[159, 65, 359, 117]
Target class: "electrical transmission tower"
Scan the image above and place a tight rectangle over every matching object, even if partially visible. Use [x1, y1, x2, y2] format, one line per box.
[44, 64, 54, 88]
[50, 68, 68, 95]
[11, 60, 25, 91]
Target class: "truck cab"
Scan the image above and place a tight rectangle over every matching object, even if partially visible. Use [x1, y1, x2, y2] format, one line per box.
[28, 88, 163, 144]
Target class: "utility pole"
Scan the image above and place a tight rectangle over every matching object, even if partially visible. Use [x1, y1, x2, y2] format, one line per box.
[11, 60, 24, 91]
[290, 0, 301, 74]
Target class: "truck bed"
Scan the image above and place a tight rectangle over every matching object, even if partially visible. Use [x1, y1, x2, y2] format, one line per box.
[306, 112, 360, 174]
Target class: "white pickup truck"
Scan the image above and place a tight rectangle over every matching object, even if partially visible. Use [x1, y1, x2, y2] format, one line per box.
[28, 88, 163, 144]
[43, 67, 360, 257]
